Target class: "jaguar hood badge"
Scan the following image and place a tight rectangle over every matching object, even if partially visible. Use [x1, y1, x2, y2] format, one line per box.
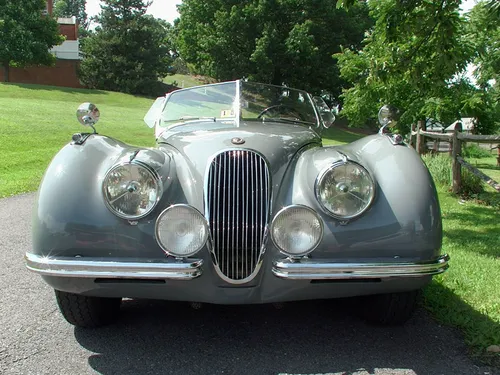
[231, 137, 245, 145]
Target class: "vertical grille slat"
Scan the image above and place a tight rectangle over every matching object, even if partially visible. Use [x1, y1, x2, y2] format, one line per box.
[206, 150, 270, 282]
[244, 151, 249, 277]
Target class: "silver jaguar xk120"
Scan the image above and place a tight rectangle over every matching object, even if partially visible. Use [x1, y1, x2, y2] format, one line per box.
[26, 80, 449, 327]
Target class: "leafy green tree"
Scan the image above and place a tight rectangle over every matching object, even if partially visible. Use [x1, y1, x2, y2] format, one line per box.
[176, 0, 372, 98]
[336, 0, 474, 131]
[464, 1, 500, 133]
[0, 0, 64, 82]
[79, 0, 173, 96]
[485, 0, 500, 19]
[468, 2, 499, 89]
[53, 0, 88, 28]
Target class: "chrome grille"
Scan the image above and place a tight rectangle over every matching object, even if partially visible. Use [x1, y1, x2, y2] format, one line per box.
[206, 150, 270, 282]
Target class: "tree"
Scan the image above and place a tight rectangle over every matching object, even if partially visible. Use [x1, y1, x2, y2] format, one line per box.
[176, 0, 372, 98]
[335, 0, 474, 131]
[53, 0, 88, 28]
[485, 0, 500, 19]
[79, 0, 173, 96]
[0, 0, 64, 82]
[463, 1, 500, 134]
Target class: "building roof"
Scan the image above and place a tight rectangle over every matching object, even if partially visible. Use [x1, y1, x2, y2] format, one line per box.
[426, 118, 445, 132]
[445, 118, 475, 131]
[57, 17, 77, 25]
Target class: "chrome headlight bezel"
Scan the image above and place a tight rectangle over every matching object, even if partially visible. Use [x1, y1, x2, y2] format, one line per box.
[315, 160, 375, 221]
[155, 204, 209, 258]
[102, 161, 163, 220]
[270, 205, 324, 257]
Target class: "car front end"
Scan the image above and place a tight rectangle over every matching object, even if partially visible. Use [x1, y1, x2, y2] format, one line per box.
[26, 80, 448, 327]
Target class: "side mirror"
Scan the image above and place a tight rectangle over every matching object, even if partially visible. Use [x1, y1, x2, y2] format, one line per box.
[76, 102, 100, 132]
[313, 96, 335, 129]
[378, 105, 400, 130]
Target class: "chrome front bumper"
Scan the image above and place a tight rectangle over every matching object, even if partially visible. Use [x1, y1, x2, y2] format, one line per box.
[272, 254, 450, 280]
[25, 253, 203, 280]
[26, 252, 449, 281]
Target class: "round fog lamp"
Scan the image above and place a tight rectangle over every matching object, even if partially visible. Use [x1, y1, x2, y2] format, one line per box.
[155, 205, 208, 257]
[271, 205, 323, 257]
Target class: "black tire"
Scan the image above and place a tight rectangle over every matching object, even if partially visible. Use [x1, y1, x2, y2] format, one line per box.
[55, 290, 121, 328]
[360, 290, 419, 325]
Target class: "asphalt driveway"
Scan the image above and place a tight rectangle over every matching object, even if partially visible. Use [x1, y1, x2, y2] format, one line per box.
[0, 193, 496, 375]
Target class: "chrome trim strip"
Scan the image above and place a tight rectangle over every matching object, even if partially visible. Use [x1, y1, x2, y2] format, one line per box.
[235, 80, 241, 127]
[272, 254, 450, 280]
[25, 253, 203, 280]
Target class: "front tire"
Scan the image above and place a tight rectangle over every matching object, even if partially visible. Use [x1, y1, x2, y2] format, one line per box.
[55, 290, 121, 328]
[360, 290, 419, 325]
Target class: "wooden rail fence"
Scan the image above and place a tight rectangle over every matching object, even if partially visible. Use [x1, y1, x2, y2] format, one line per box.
[409, 120, 500, 193]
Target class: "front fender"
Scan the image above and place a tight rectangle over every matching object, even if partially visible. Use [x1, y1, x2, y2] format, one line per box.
[275, 134, 442, 261]
[32, 135, 171, 259]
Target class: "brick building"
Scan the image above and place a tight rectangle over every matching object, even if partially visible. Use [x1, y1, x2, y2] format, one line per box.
[0, 1, 83, 88]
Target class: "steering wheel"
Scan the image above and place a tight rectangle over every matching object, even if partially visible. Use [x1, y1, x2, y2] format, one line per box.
[257, 104, 305, 121]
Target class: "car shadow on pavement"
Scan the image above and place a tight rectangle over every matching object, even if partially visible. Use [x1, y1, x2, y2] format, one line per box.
[74, 291, 499, 375]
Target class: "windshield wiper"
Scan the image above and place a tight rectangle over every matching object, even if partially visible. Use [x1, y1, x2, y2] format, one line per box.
[162, 116, 218, 129]
[177, 116, 216, 122]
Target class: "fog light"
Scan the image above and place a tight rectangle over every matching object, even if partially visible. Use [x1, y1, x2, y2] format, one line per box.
[271, 205, 323, 257]
[155, 205, 208, 257]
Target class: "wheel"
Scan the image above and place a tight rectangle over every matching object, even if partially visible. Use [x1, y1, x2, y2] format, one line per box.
[55, 290, 121, 328]
[257, 104, 304, 120]
[359, 290, 419, 325]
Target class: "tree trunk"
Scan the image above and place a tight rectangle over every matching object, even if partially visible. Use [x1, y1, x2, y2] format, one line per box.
[3, 63, 10, 82]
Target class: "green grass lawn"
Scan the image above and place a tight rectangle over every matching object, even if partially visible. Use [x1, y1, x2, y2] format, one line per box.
[1, 82, 498, 364]
[423, 189, 499, 365]
[466, 156, 500, 183]
[0, 83, 156, 197]
[321, 124, 366, 145]
[163, 74, 209, 89]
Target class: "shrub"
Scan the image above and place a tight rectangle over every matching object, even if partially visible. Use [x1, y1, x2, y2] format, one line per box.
[462, 144, 492, 159]
[460, 169, 484, 197]
[172, 58, 190, 75]
[421, 154, 483, 197]
[422, 154, 452, 186]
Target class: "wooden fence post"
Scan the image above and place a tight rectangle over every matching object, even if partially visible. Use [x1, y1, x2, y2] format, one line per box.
[451, 122, 463, 194]
[409, 123, 416, 149]
[416, 120, 426, 155]
[433, 139, 439, 154]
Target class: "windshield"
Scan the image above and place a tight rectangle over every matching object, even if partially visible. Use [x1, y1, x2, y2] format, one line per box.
[158, 81, 320, 128]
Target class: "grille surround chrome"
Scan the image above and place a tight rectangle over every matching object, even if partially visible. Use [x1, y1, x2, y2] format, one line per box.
[204, 148, 271, 284]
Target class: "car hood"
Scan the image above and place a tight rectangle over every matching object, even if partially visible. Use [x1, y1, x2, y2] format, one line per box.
[156, 121, 322, 210]
[158, 120, 321, 173]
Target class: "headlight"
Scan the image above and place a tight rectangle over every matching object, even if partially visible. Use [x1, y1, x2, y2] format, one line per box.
[155, 205, 208, 257]
[315, 161, 375, 220]
[103, 161, 162, 220]
[271, 205, 323, 257]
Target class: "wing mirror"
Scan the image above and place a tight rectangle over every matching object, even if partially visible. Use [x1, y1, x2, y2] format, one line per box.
[378, 105, 400, 133]
[313, 96, 335, 129]
[76, 102, 100, 133]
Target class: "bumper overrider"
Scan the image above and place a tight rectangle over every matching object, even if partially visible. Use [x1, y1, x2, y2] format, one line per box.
[25, 252, 450, 281]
